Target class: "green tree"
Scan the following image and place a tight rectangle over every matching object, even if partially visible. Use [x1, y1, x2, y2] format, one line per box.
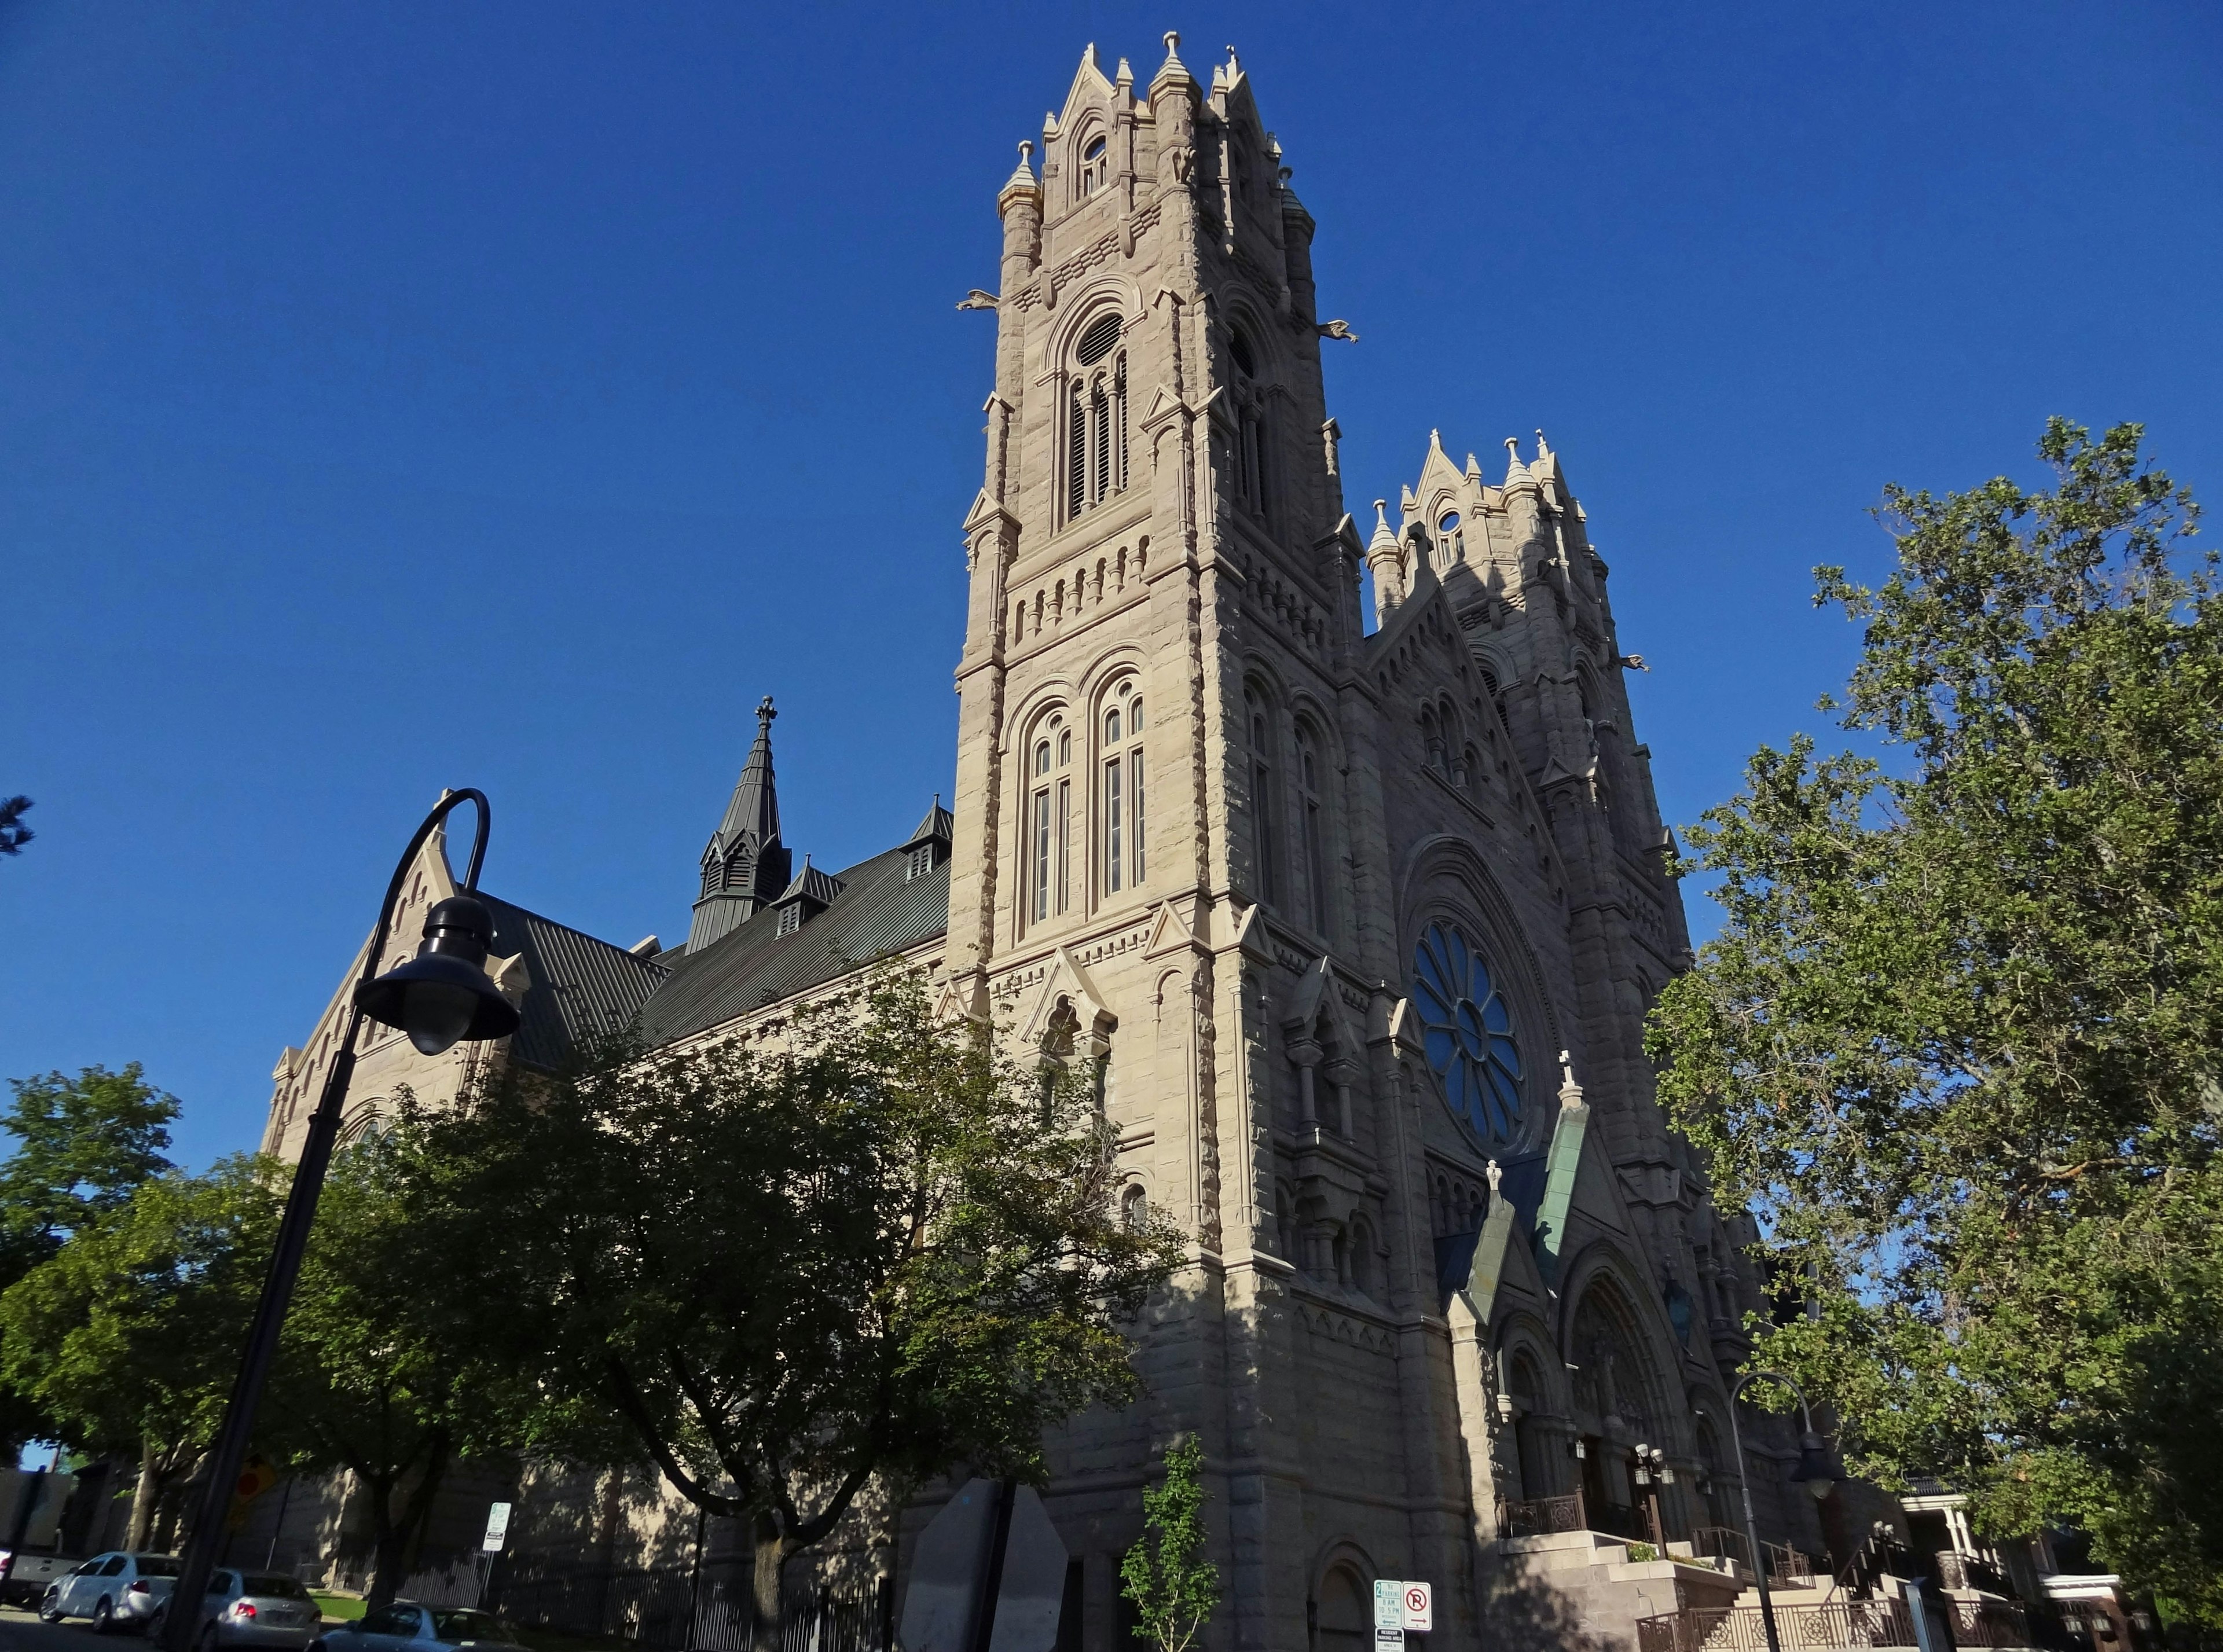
[1647, 420, 2223, 1611]
[0, 1158, 281, 1548]
[0, 1064, 179, 1451]
[1119, 1436, 1219, 1652]
[267, 1135, 535, 1610]
[402, 972, 1180, 1643]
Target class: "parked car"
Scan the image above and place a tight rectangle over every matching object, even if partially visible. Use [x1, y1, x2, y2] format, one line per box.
[314, 1603, 520, 1652]
[148, 1570, 322, 1650]
[36, 1551, 179, 1632]
[0, 1550, 81, 1609]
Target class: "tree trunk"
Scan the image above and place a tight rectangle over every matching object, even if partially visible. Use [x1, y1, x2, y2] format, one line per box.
[362, 1476, 404, 1613]
[124, 1440, 160, 1552]
[371, 1443, 450, 1611]
[750, 1513, 784, 1652]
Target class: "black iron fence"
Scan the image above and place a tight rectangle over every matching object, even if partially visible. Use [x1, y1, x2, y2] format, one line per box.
[362, 1556, 891, 1652]
[1498, 1491, 1587, 1539]
[1635, 1595, 2033, 1652]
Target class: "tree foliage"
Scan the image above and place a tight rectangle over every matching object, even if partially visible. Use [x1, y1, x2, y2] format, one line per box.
[399, 972, 1181, 1618]
[0, 1065, 179, 1452]
[1119, 1436, 1219, 1652]
[0, 795, 30, 858]
[1648, 420, 2223, 1610]
[0, 1158, 281, 1546]
[269, 1135, 537, 1609]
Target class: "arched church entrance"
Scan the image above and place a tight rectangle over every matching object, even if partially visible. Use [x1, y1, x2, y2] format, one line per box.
[1315, 1563, 1370, 1652]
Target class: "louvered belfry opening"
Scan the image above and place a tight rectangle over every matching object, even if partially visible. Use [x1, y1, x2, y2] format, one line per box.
[1066, 311, 1127, 523]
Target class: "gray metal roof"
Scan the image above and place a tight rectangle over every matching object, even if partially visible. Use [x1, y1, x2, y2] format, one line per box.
[639, 842, 950, 1048]
[480, 894, 671, 1070]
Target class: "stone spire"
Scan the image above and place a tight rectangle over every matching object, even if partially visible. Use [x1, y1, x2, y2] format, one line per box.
[687, 696, 795, 953]
[1365, 498, 1407, 626]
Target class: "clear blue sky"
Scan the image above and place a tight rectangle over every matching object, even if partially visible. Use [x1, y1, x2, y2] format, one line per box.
[4, 2, 2217, 1168]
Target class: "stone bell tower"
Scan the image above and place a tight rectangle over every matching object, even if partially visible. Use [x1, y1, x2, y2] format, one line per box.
[936, 35, 1448, 1652]
[945, 32, 1362, 1008]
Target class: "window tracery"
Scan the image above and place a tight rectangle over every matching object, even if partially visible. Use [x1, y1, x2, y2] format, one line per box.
[1078, 133, 1109, 198]
[1028, 713, 1074, 926]
[1245, 687, 1279, 904]
[1410, 920, 1526, 1146]
[1295, 721, 1329, 934]
[1065, 315, 1129, 522]
[1101, 680, 1145, 898]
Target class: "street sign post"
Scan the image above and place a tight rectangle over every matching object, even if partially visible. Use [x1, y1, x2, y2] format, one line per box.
[476, 1503, 513, 1611]
[1371, 1579, 1433, 1642]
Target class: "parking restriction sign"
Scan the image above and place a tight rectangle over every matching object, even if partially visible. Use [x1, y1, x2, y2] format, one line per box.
[1373, 1581, 1404, 1631]
[1402, 1583, 1433, 1633]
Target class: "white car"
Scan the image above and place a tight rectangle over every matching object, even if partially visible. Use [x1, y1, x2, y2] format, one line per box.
[314, 1603, 522, 1652]
[36, 1550, 179, 1632]
[149, 1569, 324, 1650]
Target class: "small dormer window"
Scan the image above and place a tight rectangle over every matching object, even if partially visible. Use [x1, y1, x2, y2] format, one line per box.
[907, 843, 934, 880]
[1079, 135, 1109, 197]
[776, 904, 801, 937]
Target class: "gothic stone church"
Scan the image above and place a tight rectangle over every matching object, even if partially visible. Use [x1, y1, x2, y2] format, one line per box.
[261, 38, 1850, 1652]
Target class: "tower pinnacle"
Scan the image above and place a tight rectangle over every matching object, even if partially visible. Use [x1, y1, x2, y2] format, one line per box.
[687, 695, 794, 952]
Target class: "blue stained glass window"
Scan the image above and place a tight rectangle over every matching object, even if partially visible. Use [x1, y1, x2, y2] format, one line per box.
[1410, 922, 1525, 1144]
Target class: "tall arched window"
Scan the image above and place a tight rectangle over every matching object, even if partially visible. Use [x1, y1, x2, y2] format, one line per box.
[1066, 313, 1128, 523]
[1101, 682, 1145, 897]
[1246, 688, 1278, 904]
[1028, 714, 1074, 925]
[1227, 325, 1268, 523]
[1079, 134, 1109, 197]
[1296, 722, 1329, 934]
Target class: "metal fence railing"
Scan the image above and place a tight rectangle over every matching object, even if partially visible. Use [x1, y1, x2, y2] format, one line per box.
[336, 1556, 892, 1652]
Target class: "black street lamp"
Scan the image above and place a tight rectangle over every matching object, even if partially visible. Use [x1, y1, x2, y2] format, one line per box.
[162, 791, 520, 1652]
[1720, 1371, 1837, 1652]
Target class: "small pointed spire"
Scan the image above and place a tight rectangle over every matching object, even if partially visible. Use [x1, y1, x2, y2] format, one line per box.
[688, 692, 794, 952]
[1503, 436, 1533, 489]
[999, 139, 1038, 209]
[1369, 498, 1397, 549]
[1153, 30, 1191, 90]
[1116, 56, 1133, 87]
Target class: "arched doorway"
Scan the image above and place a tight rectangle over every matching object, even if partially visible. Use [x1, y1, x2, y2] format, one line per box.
[1509, 1349, 1549, 1499]
[1315, 1563, 1370, 1652]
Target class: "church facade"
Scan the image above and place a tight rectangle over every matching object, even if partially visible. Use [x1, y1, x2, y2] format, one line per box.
[261, 38, 1855, 1652]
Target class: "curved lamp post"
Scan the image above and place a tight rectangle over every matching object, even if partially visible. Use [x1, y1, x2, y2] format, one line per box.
[1722, 1371, 1838, 1652]
[162, 791, 520, 1652]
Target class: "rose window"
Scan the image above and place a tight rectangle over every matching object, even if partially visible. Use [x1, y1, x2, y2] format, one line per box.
[1410, 922, 1525, 1144]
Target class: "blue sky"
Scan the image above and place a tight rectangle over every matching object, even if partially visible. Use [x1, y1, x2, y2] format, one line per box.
[3, 2, 2217, 1168]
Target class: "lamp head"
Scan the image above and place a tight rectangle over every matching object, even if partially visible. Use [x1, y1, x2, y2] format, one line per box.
[355, 894, 522, 1055]
[1791, 1430, 1837, 1502]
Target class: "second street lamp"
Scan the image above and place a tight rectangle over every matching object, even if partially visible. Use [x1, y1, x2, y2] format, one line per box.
[1719, 1371, 1838, 1652]
[162, 790, 520, 1652]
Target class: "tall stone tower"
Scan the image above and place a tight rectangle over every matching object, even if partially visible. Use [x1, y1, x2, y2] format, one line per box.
[936, 38, 1825, 1652]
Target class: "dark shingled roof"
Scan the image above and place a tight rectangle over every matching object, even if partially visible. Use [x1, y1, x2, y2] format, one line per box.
[638, 846, 951, 1048]
[481, 895, 670, 1071]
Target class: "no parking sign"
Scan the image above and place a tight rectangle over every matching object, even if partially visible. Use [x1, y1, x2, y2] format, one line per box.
[1372, 1580, 1433, 1636]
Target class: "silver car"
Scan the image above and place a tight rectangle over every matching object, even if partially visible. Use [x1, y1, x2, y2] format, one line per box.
[36, 1550, 178, 1632]
[150, 1569, 323, 1650]
[314, 1603, 521, 1652]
